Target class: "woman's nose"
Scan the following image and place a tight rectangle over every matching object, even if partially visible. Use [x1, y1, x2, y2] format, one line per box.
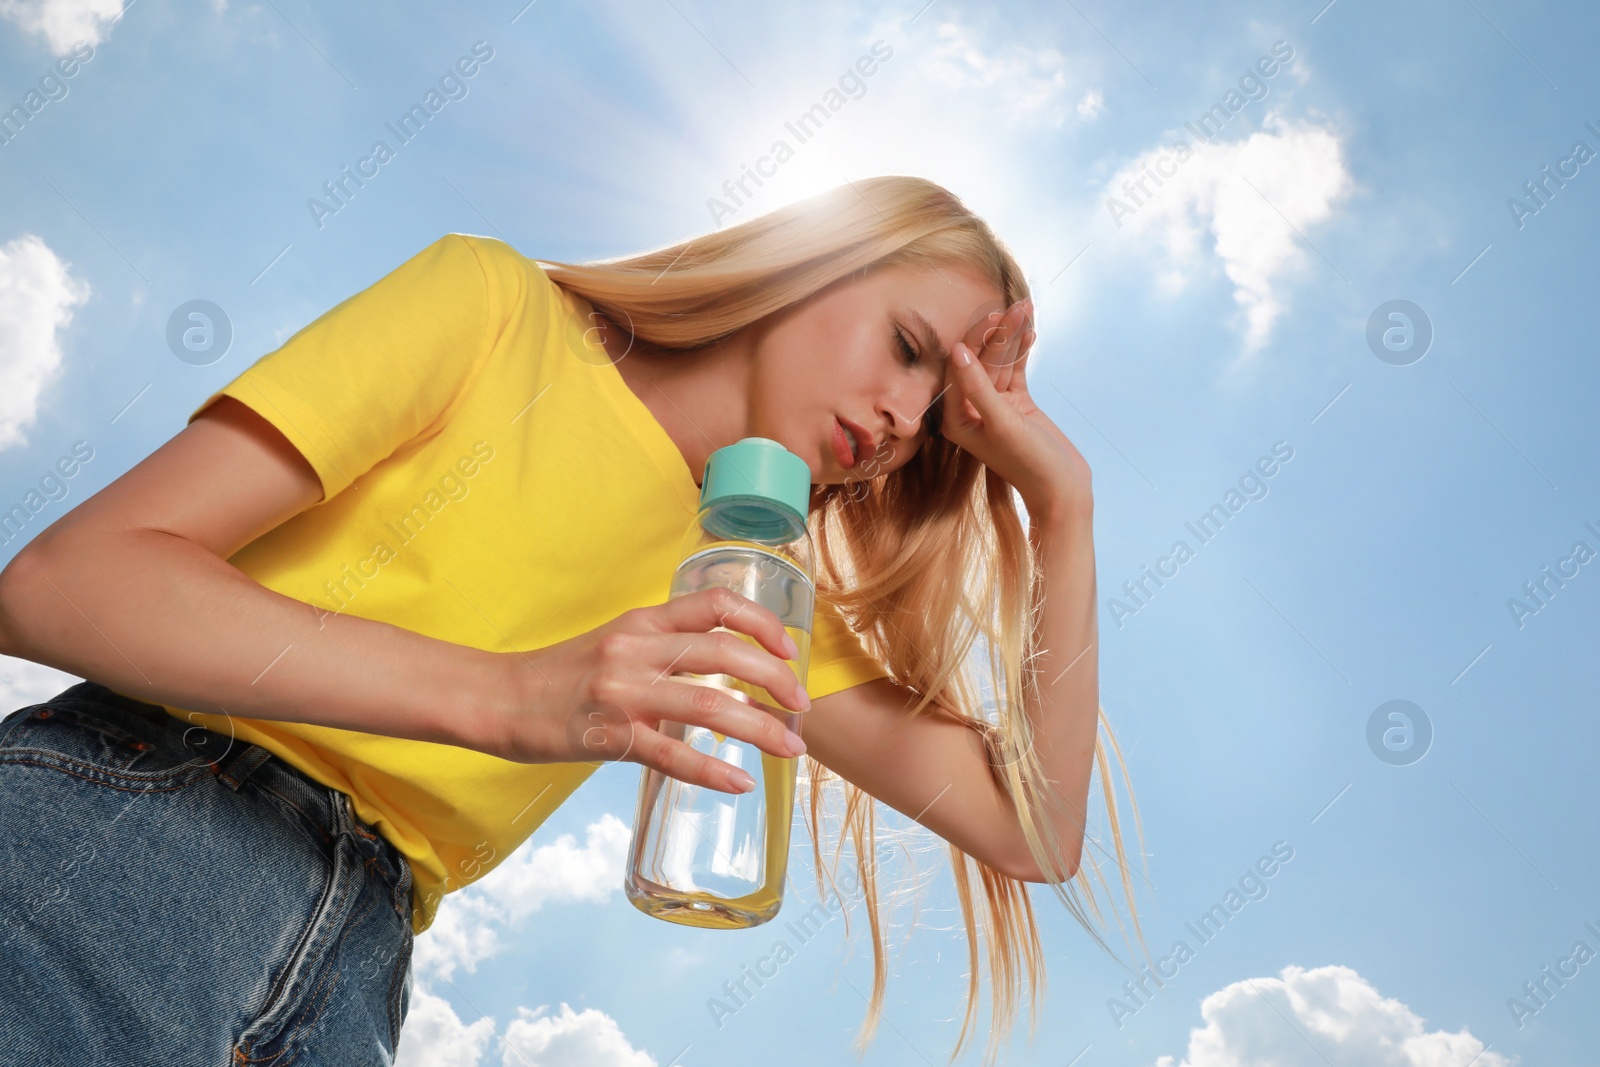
[878, 398, 916, 440]
[883, 388, 939, 440]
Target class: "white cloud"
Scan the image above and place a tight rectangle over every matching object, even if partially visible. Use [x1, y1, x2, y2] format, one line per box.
[414, 814, 631, 982]
[1155, 964, 1512, 1067]
[502, 1003, 658, 1067]
[0, 234, 91, 453]
[395, 985, 656, 1067]
[473, 812, 631, 923]
[394, 811, 649, 1067]
[414, 895, 504, 985]
[0, 653, 81, 713]
[1106, 113, 1352, 356]
[920, 16, 1074, 128]
[0, 0, 124, 54]
[1077, 88, 1105, 120]
[395, 985, 499, 1067]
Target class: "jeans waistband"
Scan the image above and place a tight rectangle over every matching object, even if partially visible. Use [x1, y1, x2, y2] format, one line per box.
[42, 681, 409, 897]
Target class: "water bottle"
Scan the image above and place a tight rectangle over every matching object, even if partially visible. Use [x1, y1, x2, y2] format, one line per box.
[624, 437, 816, 929]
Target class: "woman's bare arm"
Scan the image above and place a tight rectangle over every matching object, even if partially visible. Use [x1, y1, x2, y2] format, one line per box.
[797, 503, 1099, 885]
[802, 676, 1049, 881]
[0, 396, 500, 748]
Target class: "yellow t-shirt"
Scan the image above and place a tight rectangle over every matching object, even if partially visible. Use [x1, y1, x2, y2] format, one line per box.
[133, 233, 890, 935]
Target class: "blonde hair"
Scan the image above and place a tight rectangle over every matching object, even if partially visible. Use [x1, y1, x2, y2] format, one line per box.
[539, 176, 1149, 1065]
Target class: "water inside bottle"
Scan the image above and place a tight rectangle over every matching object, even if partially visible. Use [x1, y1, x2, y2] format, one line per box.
[668, 544, 815, 737]
[625, 543, 815, 928]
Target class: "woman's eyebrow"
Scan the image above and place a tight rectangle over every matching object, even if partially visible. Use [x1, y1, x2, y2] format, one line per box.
[908, 309, 952, 369]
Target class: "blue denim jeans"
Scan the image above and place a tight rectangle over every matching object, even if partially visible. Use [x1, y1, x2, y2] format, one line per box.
[0, 680, 415, 1065]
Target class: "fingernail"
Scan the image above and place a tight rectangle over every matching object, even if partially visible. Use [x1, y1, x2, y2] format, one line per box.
[729, 769, 756, 792]
[795, 685, 811, 712]
[782, 633, 800, 659]
[955, 344, 973, 367]
[785, 729, 807, 756]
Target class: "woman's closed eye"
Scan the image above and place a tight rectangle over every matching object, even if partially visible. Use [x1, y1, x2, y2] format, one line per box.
[893, 325, 942, 439]
[893, 324, 919, 366]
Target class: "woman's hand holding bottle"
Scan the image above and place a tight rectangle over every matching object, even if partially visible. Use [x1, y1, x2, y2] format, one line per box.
[482, 587, 811, 793]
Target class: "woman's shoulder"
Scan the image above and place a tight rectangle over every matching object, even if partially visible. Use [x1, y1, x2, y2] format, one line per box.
[425, 233, 584, 323]
[431, 232, 543, 286]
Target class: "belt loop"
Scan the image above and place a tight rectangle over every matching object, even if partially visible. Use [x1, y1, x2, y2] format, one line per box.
[209, 740, 274, 792]
[336, 791, 371, 845]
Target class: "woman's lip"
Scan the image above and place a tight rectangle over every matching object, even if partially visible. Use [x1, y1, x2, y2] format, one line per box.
[832, 419, 857, 468]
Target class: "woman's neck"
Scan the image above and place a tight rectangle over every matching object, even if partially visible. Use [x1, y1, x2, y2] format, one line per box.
[600, 313, 755, 487]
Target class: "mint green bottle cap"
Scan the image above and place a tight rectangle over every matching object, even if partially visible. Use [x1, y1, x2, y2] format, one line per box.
[698, 437, 811, 542]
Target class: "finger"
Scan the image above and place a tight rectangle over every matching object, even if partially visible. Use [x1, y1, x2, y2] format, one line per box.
[977, 308, 1026, 403]
[1000, 303, 1036, 389]
[649, 675, 806, 763]
[1014, 328, 1037, 376]
[995, 302, 1029, 366]
[649, 586, 799, 666]
[642, 628, 808, 713]
[978, 312, 1005, 354]
[995, 317, 1017, 393]
[975, 313, 1015, 394]
[942, 346, 976, 427]
[980, 310, 1019, 363]
[952, 342, 1006, 427]
[626, 717, 767, 794]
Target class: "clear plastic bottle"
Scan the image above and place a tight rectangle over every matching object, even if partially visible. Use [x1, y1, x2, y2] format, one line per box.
[624, 437, 816, 929]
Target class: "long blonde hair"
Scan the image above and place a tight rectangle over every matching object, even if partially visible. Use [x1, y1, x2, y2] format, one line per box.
[539, 176, 1149, 1065]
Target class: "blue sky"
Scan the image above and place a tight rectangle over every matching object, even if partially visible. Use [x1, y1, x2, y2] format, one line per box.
[3, 0, 1598, 1063]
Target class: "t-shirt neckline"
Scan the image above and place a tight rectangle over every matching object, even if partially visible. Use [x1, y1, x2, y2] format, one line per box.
[563, 290, 703, 518]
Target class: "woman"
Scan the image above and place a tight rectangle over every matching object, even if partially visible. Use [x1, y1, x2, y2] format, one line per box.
[0, 175, 1144, 1066]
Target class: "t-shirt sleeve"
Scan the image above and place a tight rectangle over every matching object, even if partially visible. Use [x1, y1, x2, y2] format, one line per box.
[186, 233, 493, 503]
[804, 594, 891, 699]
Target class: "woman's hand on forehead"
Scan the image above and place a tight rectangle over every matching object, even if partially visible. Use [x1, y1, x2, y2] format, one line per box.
[957, 296, 1035, 413]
